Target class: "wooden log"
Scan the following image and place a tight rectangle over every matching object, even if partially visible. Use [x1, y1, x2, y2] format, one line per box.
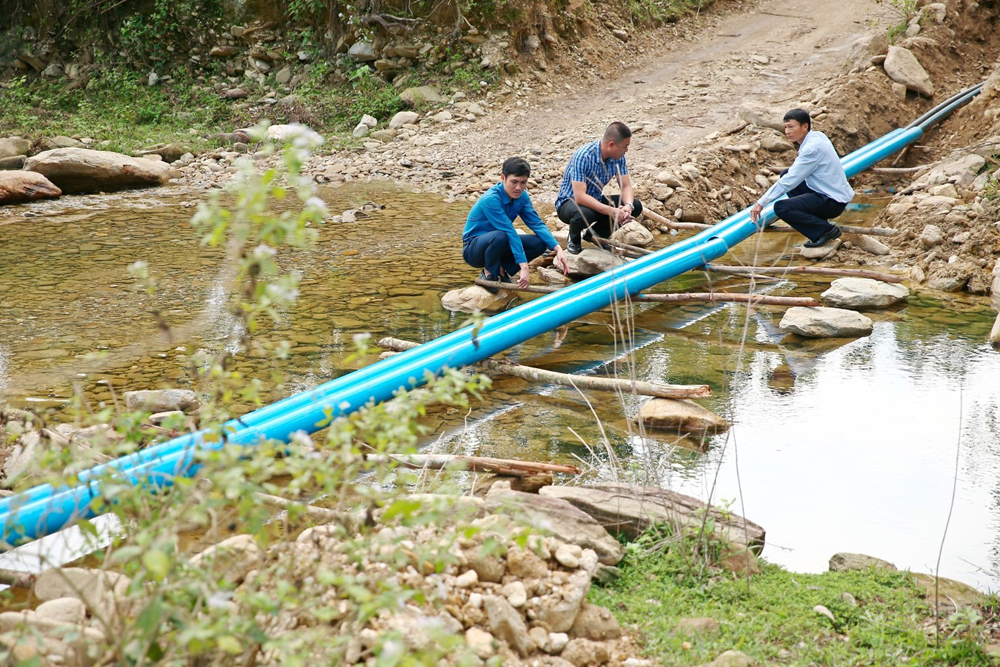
[705, 263, 906, 283]
[254, 493, 350, 523]
[637, 292, 820, 306]
[872, 166, 928, 174]
[365, 454, 582, 476]
[378, 337, 711, 399]
[588, 236, 647, 258]
[643, 208, 896, 237]
[0, 568, 35, 589]
[474, 279, 815, 306]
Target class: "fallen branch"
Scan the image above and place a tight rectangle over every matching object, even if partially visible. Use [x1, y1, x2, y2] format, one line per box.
[0, 568, 35, 589]
[473, 279, 813, 305]
[705, 263, 906, 283]
[365, 454, 582, 476]
[643, 208, 897, 236]
[378, 337, 711, 399]
[872, 166, 928, 174]
[254, 493, 350, 523]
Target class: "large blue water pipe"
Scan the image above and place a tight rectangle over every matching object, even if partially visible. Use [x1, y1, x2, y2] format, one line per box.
[0, 84, 981, 546]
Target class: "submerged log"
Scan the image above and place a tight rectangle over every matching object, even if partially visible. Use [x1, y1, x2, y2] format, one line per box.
[365, 454, 581, 476]
[704, 263, 906, 283]
[378, 337, 711, 399]
[538, 483, 766, 551]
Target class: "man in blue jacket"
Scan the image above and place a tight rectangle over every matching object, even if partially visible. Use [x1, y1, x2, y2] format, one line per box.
[462, 157, 568, 292]
[750, 108, 854, 247]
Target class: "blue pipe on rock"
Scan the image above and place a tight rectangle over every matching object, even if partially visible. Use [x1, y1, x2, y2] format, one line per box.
[1, 102, 974, 546]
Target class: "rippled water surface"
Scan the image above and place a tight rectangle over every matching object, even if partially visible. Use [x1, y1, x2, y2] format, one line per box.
[2, 185, 1000, 590]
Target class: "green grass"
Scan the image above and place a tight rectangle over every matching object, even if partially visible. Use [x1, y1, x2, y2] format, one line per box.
[591, 532, 997, 666]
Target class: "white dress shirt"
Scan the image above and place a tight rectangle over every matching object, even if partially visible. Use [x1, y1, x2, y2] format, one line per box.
[757, 131, 855, 207]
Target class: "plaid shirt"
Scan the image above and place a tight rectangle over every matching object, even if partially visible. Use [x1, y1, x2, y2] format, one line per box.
[554, 140, 629, 210]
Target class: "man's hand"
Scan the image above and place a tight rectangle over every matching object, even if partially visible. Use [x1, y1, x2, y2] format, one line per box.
[553, 246, 569, 275]
[615, 203, 633, 224]
[750, 203, 763, 224]
[517, 264, 531, 289]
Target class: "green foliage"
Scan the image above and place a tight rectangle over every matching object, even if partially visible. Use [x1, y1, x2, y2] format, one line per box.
[630, 0, 711, 25]
[876, 0, 918, 42]
[592, 525, 994, 666]
[0, 125, 493, 664]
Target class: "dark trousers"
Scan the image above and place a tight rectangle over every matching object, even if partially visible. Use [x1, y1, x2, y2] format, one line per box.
[772, 177, 846, 243]
[462, 230, 548, 280]
[557, 195, 644, 245]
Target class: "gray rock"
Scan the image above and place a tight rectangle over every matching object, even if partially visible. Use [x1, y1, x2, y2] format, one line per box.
[828, 552, 897, 572]
[483, 595, 535, 657]
[799, 237, 842, 260]
[738, 103, 784, 131]
[820, 278, 910, 308]
[561, 638, 610, 666]
[348, 42, 378, 62]
[360, 114, 378, 128]
[536, 569, 592, 633]
[42, 63, 64, 78]
[17, 50, 45, 71]
[275, 66, 292, 84]
[847, 233, 890, 255]
[441, 285, 514, 313]
[400, 85, 447, 107]
[0, 137, 31, 159]
[610, 220, 654, 247]
[0, 171, 62, 205]
[539, 266, 570, 284]
[569, 602, 621, 640]
[637, 398, 728, 434]
[485, 484, 623, 565]
[124, 389, 199, 413]
[779, 306, 873, 337]
[0, 155, 26, 170]
[34, 598, 86, 624]
[675, 617, 720, 635]
[883, 46, 934, 97]
[539, 483, 766, 550]
[760, 133, 794, 152]
[920, 224, 944, 248]
[46, 136, 85, 150]
[706, 650, 754, 667]
[352, 123, 370, 138]
[190, 534, 261, 585]
[370, 129, 397, 143]
[565, 248, 625, 277]
[148, 71, 160, 86]
[389, 111, 419, 128]
[24, 148, 173, 194]
[33, 567, 131, 619]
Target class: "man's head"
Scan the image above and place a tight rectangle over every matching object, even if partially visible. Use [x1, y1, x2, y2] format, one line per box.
[782, 108, 811, 144]
[501, 157, 531, 199]
[601, 122, 632, 159]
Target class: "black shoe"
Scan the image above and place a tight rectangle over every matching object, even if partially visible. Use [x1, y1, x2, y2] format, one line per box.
[567, 238, 582, 254]
[478, 269, 499, 294]
[803, 225, 842, 248]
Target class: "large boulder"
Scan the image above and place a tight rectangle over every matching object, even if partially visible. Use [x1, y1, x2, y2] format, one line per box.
[779, 306, 873, 338]
[0, 137, 30, 160]
[389, 111, 419, 129]
[24, 148, 173, 194]
[0, 171, 61, 205]
[347, 42, 377, 62]
[484, 483, 624, 565]
[565, 248, 625, 277]
[820, 278, 909, 308]
[123, 389, 199, 413]
[828, 552, 896, 572]
[610, 221, 654, 247]
[441, 285, 514, 313]
[539, 483, 765, 550]
[400, 85, 447, 107]
[883, 46, 934, 97]
[637, 398, 727, 434]
[0, 155, 26, 170]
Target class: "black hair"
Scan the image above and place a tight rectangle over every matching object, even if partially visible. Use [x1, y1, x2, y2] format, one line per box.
[603, 121, 632, 143]
[502, 156, 531, 178]
[783, 108, 811, 131]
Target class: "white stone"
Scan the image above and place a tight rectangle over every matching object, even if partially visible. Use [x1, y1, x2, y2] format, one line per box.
[883, 46, 934, 97]
[352, 123, 370, 138]
[610, 220, 654, 247]
[820, 278, 910, 308]
[465, 627, 495, 658]
[779, 306, 874, 338]
[441, 285, 514, 313]
[34, 598, 86, 624]
[456, 569, 479, 587]
[360, 114, 378, 128]
[502, 580, 527, 607]
[389, 111, 420, 129]
[554, 543, 583, 569]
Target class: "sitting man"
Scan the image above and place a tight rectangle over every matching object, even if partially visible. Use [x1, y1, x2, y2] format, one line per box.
[462, 157, 568, 292]
[555, 121, 643, 254]
[750, 108, 854, 247]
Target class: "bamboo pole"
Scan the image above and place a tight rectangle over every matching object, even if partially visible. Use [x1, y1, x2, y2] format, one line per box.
[254, 493, 349, 523]
[642, 207, 897, 237]
[872, 166, 928, 174]
[378, 337, 712, 399]
[364, 454, 582, 476]
[704, 263, 907, 283]
[474, 279, 815, 305]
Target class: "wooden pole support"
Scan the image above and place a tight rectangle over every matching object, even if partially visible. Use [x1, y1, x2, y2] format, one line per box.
[704, 263, 907, 283]
[377, 337, 712, 399]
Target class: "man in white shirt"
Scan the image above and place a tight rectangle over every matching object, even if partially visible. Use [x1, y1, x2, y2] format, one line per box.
[750, 109, 854, 248]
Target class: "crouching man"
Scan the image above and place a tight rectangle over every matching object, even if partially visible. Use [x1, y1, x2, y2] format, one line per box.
[462, 157, 568, 292]
[750, 108, 854, 247]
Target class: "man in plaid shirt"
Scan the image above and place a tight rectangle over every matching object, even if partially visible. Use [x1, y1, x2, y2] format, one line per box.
[555, 122, 643, 254]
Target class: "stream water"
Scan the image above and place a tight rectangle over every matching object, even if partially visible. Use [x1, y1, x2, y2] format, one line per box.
[1, 184, 999, 591]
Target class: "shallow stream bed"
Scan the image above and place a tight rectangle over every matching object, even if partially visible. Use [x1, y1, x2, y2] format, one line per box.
[1, 184, 999, 590]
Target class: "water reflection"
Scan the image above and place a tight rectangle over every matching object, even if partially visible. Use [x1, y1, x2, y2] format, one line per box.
[1, 185, 1000, 590]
